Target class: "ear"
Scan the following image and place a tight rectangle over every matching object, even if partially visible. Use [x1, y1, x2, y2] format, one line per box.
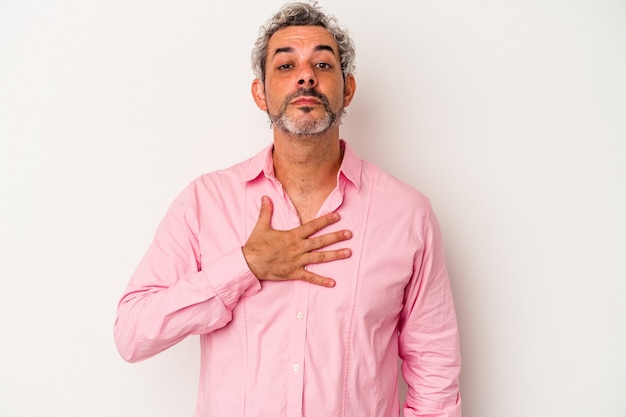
[251, 78, 268, 111]
[342, 74, 357, 107]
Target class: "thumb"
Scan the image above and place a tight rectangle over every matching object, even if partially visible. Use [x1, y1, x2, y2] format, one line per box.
[256, 195, 274, 227]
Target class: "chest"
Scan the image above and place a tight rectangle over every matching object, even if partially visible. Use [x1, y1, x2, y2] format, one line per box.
[197, 178, 420, 331]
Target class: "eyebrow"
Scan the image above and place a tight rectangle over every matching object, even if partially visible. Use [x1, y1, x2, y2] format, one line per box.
[272, 44, 336, 58]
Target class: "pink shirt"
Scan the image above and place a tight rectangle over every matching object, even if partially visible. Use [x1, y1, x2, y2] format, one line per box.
[114, 141, 461, 417]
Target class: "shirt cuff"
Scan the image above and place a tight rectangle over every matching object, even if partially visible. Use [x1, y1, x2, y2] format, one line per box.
[199, 247, 261, 311]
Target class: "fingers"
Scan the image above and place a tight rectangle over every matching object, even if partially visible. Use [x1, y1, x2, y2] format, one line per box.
[303, 229, 352, 253]
[303, 247, 352, 265]
[295, 270, 337, 288]
[297, 211, 342, 238]
[298, 247, 351, 288]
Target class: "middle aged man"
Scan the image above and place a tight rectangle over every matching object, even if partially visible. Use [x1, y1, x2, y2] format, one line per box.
[114, 3, 462, 417]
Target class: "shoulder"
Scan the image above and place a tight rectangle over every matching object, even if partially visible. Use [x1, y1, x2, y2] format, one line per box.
[363, 160, 433, 215]
[342, 142, 432, 215]
[170, 152, 262, 215]
[354, 160, 438, 248]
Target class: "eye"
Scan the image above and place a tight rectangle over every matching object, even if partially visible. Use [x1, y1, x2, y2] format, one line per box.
[316, 62, 332, 69]
[278, 63, 293, 70]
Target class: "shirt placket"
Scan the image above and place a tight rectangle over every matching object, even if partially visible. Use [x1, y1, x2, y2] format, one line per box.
[286, 279, 310, 417]
[279, 191, 308, 417]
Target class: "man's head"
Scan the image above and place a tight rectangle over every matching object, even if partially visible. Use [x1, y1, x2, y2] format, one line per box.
[251, 2, 357, 137]
[251, 2, 356, 84]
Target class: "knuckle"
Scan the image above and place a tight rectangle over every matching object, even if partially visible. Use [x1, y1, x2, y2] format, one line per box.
[300, 272, 314, 283]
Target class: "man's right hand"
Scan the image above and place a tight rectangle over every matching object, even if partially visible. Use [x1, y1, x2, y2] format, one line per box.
[241, 196, 352, 288]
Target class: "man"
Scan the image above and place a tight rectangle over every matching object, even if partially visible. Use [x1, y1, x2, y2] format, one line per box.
[114, 2, 462, 417]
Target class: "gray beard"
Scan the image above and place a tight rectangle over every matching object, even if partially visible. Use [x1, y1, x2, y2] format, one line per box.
[272, 110, 336, 136]
[268, 89, 341, 136]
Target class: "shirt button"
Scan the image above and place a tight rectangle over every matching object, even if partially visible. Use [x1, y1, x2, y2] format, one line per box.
[296, 312, 304, 320]
[292, 364, 300, 372]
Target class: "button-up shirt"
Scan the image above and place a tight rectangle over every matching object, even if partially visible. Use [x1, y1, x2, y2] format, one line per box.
[114, 141, 461, 417]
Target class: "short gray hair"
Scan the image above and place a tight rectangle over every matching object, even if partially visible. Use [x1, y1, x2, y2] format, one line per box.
[251, 2, 356, 82]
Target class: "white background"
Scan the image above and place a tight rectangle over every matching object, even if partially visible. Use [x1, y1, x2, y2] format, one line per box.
[1, 1, 625, 416]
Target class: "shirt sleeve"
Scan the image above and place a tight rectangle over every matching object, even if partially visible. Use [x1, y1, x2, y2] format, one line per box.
[399, 208, 462, 417]
[113, 185, 261, 363]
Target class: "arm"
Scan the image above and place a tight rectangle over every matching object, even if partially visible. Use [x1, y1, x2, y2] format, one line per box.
[113, 189, 260, 363]
[399, 210, 462, 417]
[114, 193, 352, 363]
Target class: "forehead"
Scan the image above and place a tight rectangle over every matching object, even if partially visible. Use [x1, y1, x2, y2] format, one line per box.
[267, 25, 339, 56]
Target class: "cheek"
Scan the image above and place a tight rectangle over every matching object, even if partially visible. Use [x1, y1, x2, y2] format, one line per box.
[263, 84, 287, 109]
[264, 94, 284, 114]
[322, 80, 346, 106]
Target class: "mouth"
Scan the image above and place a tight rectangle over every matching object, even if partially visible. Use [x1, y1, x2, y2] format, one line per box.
[292, 98, 321, 106]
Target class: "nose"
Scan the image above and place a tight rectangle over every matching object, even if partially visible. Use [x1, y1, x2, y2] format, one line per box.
[296, 64, 317, 88]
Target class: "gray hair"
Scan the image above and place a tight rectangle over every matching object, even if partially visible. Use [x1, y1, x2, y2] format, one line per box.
[251, 2, 356, 82]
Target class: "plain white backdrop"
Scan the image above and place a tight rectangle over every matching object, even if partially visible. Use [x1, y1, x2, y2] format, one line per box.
[1, 1, 625, 416]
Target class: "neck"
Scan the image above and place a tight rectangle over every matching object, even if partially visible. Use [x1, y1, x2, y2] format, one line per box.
[273, 128, 342, 182]
[272, 127, 343, 222]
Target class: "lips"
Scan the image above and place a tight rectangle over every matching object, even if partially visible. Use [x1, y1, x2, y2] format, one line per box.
[292, 98, 320, 105]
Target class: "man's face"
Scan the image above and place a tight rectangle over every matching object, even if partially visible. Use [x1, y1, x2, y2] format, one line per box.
[252, 25, 355, 136]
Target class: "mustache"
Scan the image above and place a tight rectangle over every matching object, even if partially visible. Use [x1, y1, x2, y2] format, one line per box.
[285, 88, 330, 107]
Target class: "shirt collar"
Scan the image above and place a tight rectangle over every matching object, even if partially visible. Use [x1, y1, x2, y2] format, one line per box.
[338, 140, 362, 191]
[241, 140, 362, 191]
